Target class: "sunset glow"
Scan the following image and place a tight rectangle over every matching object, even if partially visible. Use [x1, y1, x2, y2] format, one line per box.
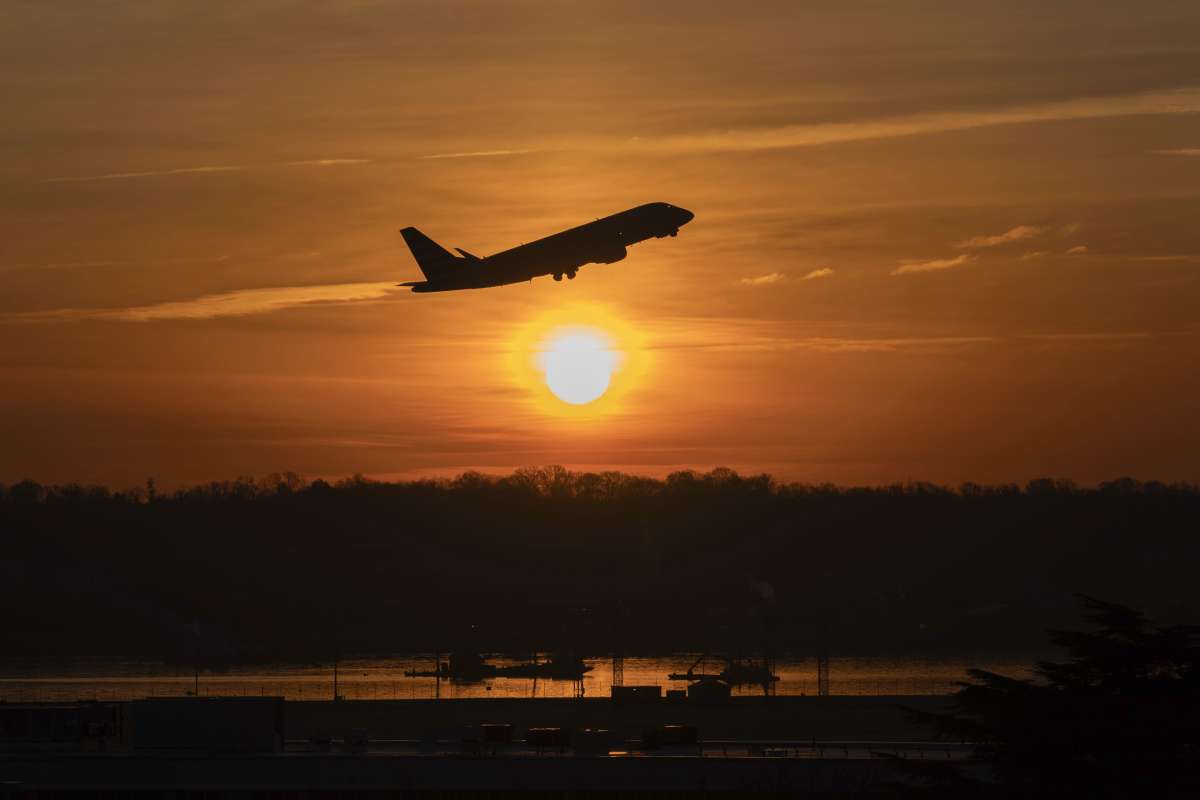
[2, 3, 1199, 487]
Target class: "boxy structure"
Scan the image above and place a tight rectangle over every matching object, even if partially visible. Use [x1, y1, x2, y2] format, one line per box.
[129, 697, 284, 753]
[0, 702, 124, 752]
[611, 685, 661, 705]
[687, 678, 731, 704]
[573, 728, 612, 754]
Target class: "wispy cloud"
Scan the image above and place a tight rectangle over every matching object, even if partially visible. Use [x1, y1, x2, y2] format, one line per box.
[420, 149, 536, 160]
[646, 316, 998, 354]
[46, 165, 245, 183]
[636, 87, 1200, 154]
[1065, 245, 1090, 256]
[955, 225, 1046, 249]
[739, 272, 787, 286]
[792, 336, 997, 353]
[0, 254, 232, 274]
[1152, 148, 1200, 157]
[1024, 332, 1152, 342]
[285, 159, 371, 166]
[649, 317, 1166, 356]
[736, 268, 830, 286]
[1022, 251, 1049, 261]
[1136, 254, 1200, 263]
[44, 159, 369, 183]
[891, 254, 974, 276]
[9, 282, 398, 323]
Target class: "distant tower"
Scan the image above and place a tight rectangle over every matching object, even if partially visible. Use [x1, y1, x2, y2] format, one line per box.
[611, 601, 626, 689]
[817, 653, 830, 697]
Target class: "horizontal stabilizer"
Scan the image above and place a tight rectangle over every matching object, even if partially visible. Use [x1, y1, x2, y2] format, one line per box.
[455, 248, 481, 261]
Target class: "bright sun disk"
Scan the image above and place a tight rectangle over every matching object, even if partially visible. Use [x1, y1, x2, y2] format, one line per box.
[538, 328, 619, 405]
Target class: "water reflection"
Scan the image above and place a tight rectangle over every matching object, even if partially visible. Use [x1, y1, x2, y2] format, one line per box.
[0, 654, 1040, 703]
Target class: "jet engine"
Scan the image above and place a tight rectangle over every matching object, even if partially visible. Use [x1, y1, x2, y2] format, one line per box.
[596, 244, 627, 264]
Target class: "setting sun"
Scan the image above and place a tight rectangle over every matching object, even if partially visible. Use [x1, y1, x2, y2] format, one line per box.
[509, 304, 647, 417]
[538, 328, 619, 405]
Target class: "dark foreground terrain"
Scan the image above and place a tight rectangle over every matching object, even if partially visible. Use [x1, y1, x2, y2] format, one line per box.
[2, 695, 958, 796]
[286, 694, 950, 741]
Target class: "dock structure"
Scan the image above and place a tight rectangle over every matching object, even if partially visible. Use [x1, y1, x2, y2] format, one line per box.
[2, 695, 968, 793]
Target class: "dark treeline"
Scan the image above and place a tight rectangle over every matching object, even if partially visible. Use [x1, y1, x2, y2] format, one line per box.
[3, 468, 1198, 662]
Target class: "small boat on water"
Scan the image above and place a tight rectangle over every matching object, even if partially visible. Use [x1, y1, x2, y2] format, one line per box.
[403, 652, 592, 682]
[668, 653, 779, 687]
[403, 652, 493, 682]
[495, 654, 593, 680]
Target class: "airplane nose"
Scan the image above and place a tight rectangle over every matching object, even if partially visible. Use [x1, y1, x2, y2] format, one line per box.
[679, 207, 695, 225]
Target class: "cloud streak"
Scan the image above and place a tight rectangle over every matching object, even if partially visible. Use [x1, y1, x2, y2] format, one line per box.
[46, 165, 245, 183]
[739, 269, 832, 286]
[635, 87, 1200, 154]
[739, 272, 787, 286]
[1136, 255, 1200, 263]
[420, 149, 536, 160]
[1024, 332, 1152, 342]
[1153, 148, 1200, 157]
[892, 254, 974, 276]
[648, 316, 999, 353]
[956, 225, 1046, 249]
[9, 282, 399, 323]
[45, 159, 370, 183]
[285, 159, 371, 166]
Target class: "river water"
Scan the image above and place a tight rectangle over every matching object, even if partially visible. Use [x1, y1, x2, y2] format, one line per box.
[0, 654, 1042, 703]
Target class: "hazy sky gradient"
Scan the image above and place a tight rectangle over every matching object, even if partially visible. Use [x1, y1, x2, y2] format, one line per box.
[3, 1, 1200, 487]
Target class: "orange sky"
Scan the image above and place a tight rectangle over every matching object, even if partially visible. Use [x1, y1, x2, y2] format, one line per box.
[3, 1, 1200, 488]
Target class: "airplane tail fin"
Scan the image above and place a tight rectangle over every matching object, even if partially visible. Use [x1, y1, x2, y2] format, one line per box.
[401, 227, 458, 280]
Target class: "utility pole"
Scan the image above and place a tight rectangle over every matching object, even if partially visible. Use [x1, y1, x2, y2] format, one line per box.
[817, 653, 830, 697]
[611, 600, 625, 691]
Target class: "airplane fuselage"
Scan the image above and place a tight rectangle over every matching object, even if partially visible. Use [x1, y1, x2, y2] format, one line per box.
[401, 202, 694, 292]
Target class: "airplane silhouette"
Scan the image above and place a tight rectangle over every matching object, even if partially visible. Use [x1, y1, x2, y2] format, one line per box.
[398, 202, 694, 292]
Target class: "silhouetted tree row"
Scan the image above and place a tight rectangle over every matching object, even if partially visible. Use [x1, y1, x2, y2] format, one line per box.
[2, 468, 1198, 662]
[4, 468, 1194, 507]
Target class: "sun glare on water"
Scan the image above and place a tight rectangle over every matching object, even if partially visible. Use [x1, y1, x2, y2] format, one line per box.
[539, 328, 619, 405]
